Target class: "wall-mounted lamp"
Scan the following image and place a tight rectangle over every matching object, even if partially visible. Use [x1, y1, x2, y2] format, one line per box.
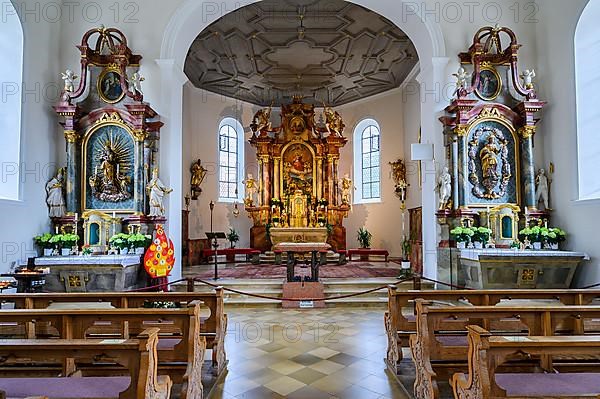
[411, 143, 434, 161]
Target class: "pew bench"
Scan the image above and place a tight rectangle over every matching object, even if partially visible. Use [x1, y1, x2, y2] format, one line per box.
[0, 328, 171, 399]
[384, 286, 600, 373]
[0, 304, 206, 399]
[408, 300, 600, 399]
[347, 248, 389, 262]
[452, 325, 600, 398]
[202, 248, 261, 264]
[0, 290, 228, 376]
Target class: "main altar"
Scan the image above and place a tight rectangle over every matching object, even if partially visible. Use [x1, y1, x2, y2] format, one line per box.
[245, 97, 350, 251]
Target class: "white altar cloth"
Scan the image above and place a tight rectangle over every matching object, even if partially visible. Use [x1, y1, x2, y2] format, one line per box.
[460, 249, 590, 261]
[31, 255, 142, 268]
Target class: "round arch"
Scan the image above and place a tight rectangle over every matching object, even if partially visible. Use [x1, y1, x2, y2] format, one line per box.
[158, 0, 448, 281]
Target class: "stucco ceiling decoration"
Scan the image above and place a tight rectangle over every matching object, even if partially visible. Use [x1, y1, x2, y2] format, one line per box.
[184, 0, 418, 107]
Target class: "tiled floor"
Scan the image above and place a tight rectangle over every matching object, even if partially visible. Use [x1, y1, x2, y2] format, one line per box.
[211, 307, 410, 399]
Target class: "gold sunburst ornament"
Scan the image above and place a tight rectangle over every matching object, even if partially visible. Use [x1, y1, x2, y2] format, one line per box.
[89, 129, 133, 202]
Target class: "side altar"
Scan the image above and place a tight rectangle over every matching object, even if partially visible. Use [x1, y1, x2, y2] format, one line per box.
[44, 27, 171, 292]
[245, 98, 350, 251]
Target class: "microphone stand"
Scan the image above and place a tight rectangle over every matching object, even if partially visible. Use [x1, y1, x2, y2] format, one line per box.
[209, 201, 219, 280]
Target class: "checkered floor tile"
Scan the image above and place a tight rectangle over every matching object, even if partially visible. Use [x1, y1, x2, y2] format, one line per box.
[212, 308, 409, 398]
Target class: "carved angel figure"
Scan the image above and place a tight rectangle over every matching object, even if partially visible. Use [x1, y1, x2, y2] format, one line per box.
[251, 107, 272, 135]
[436, 166, 452, 210]
[61, 69, 78, 92]
[243, 173, 258, 206]
[520, 69, 536, 89]
[453, 67, 471, 92]
[339, 174, 352, 205]
[190, 159, 207, 200]
[128, 72, 145, 95]
[323, 106, 345, 137]
[46, 168, 66, 218]
[389, 160, 407, 187]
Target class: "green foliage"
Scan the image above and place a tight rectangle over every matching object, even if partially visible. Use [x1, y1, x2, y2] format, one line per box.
[109, 233, 131, 249]
[450, 226, 475, 243]
[127, 233, 152, 248]
[472, 227, 492, 243]
[357, 227, 372, 249]
[34, 233, 54, 249]
[226, 228, 240, 247]
[50, 233, 79, 248]
[519, 226, 567, 244]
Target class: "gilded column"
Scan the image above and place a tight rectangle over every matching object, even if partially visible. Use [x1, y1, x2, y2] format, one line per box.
[327, 155, 335, 204]
[274, 157, 280, 200]
[64, 130, 81, 214]
[262, 155, 271, 206]
[519, 126, 537, 209]
[316, 157, 323, 200]
[257, 158, 263, 207]
[132, 129, 148, 215]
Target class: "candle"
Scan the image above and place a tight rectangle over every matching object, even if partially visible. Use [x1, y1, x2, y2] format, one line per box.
[74, 212, 78, 221]
[112, 211, 116, 219]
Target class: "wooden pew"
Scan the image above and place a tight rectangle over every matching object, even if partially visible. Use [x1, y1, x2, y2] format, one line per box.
[0, 328, 171, 399]
[0, 304, 206, 399]
[0, 289, 228, 374]
[384, 286, 600, 373]
[452, 325, 600, 398]
[409, 300, 600, 399]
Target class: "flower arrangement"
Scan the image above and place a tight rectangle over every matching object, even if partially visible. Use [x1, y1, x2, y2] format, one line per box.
[226, 228, 240, 248]
[357, 227, 372, 249]
[546, 228, 566, 245]
[109, 233, 131, 250]
[34, 233, 54, 249]
[450, 226, 474, 243]
[127, 233, 152, 249]
[519, 226, 567, 249]
[519, 226, 543, 244]
[82, 244, 92, 256]
[472, 227, 492, 244]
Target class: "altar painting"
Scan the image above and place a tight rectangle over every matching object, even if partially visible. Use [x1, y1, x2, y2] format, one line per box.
[467, 119, 518, 206]
[84, 123, 135, 211]
[282, 143, 314, 197]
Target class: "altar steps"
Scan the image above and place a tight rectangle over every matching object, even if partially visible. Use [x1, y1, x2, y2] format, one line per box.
[173, 278, 427, 308]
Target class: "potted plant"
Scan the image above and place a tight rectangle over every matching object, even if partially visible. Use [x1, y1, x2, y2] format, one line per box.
[401, 237, 411, 270]
[34, 233, 54, 256]
[472, 227, 492, 249]
[109, 233, 131, 254]
[510, 240, 521, 250]
[128, 233, 153, 254]
[519, 226, 543, 249]
[546, 227, 566, 250]
[357, 227, 372, 249]
[450, 226, 474, 249]
[50, 233, 79, 256]
[226, 228, 240, 249]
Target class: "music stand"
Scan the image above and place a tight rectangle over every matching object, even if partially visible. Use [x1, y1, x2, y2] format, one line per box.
[206, 232, 226, 280]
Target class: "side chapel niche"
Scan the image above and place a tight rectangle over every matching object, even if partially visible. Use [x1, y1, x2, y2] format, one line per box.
[54, 27, 163, 252]
[439, 26, 547, 246]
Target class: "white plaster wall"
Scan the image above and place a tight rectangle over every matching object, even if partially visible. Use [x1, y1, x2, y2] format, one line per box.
[534, 0, 599, 287]
[0, 0, 62, 272]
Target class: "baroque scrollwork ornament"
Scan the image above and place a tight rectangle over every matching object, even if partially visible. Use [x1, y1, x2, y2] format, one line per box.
[468, 126, 512, 199]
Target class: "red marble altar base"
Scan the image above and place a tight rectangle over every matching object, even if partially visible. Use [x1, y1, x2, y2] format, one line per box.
[282, 282, 325, 309]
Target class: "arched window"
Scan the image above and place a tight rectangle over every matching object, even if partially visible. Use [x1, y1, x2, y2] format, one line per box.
[576, 0, 600, 200]
[218, 117, 244, 202]
[353, 119, 381, 204]
[0, 2, 23, 200]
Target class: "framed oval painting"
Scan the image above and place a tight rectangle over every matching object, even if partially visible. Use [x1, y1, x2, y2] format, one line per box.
[475, 66, 502, 101]
[98, 68, 125, 104]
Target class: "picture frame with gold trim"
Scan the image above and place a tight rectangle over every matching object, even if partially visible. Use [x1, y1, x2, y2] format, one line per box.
[97, 66, 125, 104]
[475, 66, 502, 101]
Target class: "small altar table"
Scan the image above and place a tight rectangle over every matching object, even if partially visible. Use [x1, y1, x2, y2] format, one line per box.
[273, 242, 331, 282]
[459, 249, 589, 289]
[25, 255, 147, 292]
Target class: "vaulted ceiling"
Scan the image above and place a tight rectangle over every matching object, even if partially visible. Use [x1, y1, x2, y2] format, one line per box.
[184, 0, 418, 107]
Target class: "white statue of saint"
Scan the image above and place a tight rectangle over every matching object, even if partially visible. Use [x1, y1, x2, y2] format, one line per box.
[436, 166, 452, 210]
[453, 67, 471, 92]
[61, 69, 78, 92]
[520, 69, 536, 89]
[243, 173, 258, 206]
[46, 168, 66, 218]
[128, 72, 145, 96]
[535, 168, 549, 210]
[147, 168, 173, 217]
